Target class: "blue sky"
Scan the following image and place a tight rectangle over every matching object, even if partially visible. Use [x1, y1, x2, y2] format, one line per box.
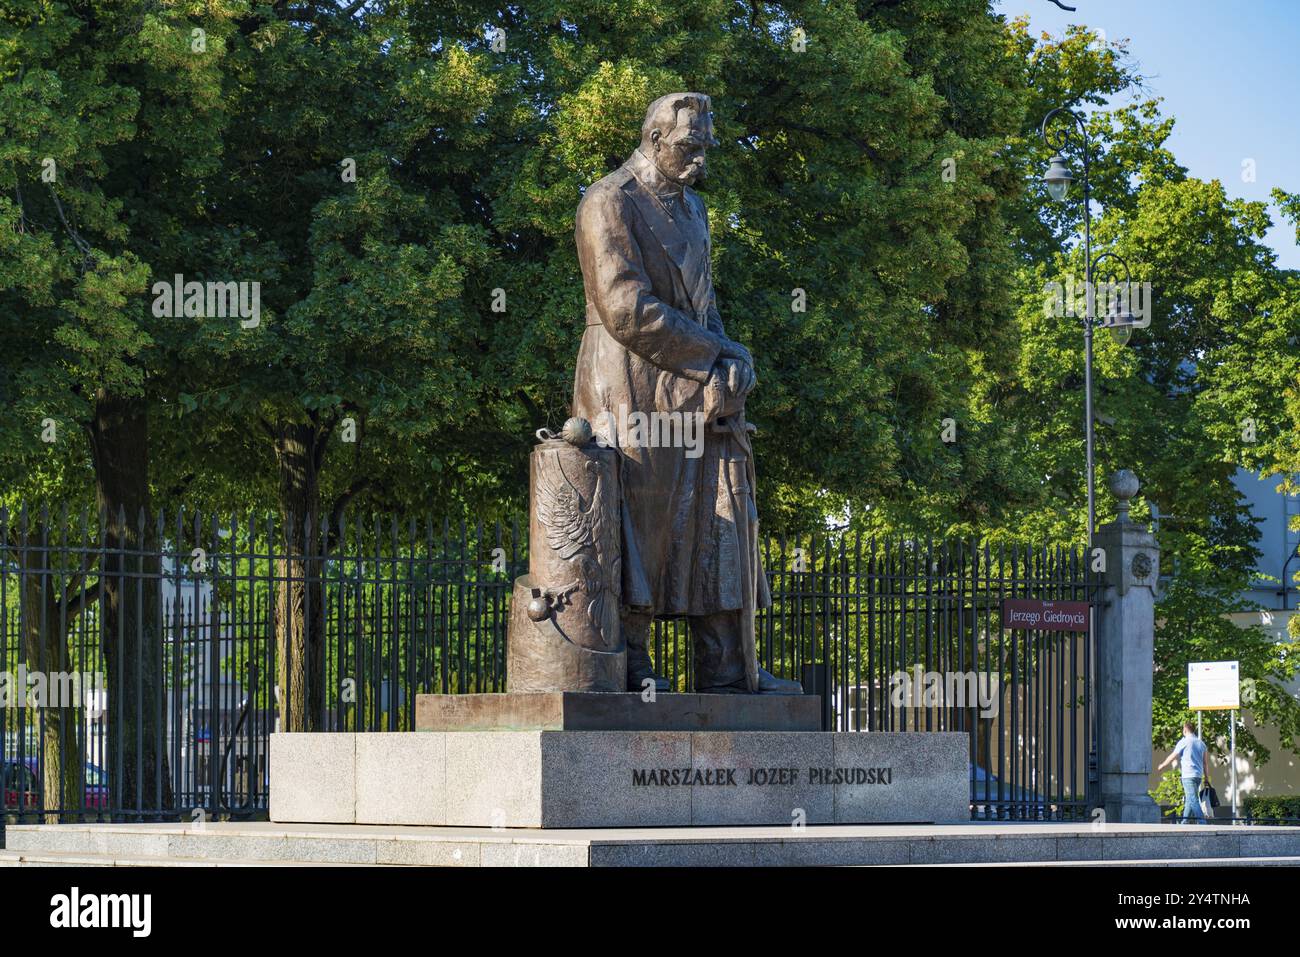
[998, 0, 1300, 269]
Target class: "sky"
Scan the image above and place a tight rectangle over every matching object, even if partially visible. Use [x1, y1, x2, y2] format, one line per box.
[998, 0, 1300, 270]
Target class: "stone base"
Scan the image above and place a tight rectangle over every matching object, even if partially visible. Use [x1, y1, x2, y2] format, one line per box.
[414, 692, 823, 732]
[9, 821, 1300, 867]
[1100, 772, 1162, 824]
[270, 730, 969, 828]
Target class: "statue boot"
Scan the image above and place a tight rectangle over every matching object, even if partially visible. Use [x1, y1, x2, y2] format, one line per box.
[624, 610, 670, 693]
[690, 611, 803, 694]
[698, 666, 803, 696]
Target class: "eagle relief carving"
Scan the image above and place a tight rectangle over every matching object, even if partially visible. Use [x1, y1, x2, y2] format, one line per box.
[535, 450, 619, 645]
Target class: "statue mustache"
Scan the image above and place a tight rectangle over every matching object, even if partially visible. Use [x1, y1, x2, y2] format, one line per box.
[677, 161, 705, 181]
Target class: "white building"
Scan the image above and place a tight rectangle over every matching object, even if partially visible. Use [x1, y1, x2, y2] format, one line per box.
[1147, 468, 1300, 803]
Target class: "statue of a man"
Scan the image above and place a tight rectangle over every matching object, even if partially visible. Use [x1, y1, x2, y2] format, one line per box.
[572, 92, 800, 695]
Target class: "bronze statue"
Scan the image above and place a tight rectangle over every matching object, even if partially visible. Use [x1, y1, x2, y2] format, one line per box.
[568, 92, 800, 695]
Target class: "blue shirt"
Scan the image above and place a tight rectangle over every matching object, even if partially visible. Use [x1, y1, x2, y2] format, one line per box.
[1173, 733, 1206, 777]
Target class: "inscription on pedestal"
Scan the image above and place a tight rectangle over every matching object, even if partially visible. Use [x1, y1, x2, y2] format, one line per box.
[272, 730, 969, 828]
[631, 766, 893, 787]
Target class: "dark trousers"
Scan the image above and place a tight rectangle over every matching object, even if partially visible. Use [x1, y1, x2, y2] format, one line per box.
[624, 609, 747, 690]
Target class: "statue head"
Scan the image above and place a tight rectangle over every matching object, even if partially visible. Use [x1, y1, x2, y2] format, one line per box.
[639, 92, 719, 187]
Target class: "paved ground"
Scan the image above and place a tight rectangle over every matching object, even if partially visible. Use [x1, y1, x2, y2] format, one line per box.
[4, 819, 1299, 866]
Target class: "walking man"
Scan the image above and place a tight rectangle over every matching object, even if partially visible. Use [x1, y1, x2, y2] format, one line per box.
[1157, 721, 1208, 823]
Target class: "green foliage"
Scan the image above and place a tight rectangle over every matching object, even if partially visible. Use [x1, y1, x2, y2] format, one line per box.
[1243, 794, 1300, 821]
[2, 5, 1298, 762]
[1150, 768, 1190, 818]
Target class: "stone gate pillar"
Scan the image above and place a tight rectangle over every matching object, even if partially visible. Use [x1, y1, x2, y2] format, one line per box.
[1094, 469, 1162, 823]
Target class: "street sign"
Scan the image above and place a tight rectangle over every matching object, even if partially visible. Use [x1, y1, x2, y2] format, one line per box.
[999, 598, 1090, 633]
[1188, 660, 1239, 711]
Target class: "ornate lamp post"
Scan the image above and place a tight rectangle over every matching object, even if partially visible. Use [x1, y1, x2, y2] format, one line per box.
[1040, 108, 1141, 548]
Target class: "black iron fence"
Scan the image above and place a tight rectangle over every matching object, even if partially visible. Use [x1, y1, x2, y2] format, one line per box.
[2, 507, 1096, 825]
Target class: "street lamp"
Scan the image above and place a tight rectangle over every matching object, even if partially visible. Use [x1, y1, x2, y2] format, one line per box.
[1093, 251, 1139, 346]
[1043, 154, 1074, 202]
[1039, 107, 1141, 547]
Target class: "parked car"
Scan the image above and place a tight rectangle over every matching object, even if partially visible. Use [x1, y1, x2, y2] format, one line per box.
[2, 758, 110, 810]
[2, 760, 38, 809]
[969, 763, 1059, 820]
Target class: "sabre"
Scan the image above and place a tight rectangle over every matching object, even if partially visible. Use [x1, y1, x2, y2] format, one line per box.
[714, 411, 761, 693]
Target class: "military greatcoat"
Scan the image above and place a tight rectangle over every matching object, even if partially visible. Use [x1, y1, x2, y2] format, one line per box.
[572, 148, 769, 617]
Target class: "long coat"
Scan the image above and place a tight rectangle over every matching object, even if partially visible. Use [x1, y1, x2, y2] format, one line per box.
[572, 148, 769, 617]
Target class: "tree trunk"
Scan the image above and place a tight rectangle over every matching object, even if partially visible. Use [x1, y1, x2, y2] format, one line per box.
[274, 421, 326, 732]
[89, 390, 173, 814]
[17, 560, 81, 823]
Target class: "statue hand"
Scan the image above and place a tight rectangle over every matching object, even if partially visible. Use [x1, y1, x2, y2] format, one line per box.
[717, 338, 754, 369]
[722, 357, 756, 398]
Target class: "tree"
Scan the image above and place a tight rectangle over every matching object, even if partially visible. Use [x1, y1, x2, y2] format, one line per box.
[994, 52, 1300, 768]
[142, 0, 1056, 724]
[5, 4, 1298, 779]
[1, 0, 242, 808]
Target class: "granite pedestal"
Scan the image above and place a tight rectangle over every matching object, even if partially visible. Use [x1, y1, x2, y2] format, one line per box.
[270, 727, 969, 828]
